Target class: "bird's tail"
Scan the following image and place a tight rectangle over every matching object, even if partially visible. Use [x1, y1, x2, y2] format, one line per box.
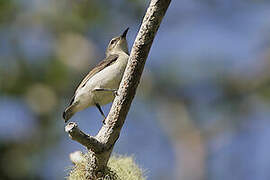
[63, 105, 75, 123]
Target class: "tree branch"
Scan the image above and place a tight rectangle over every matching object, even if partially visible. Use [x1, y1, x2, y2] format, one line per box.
[65, 122, 103, 152]
[66, 0, 171, 178]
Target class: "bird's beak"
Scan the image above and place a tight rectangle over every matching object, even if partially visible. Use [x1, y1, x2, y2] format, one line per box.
[121, 27, 129, 38]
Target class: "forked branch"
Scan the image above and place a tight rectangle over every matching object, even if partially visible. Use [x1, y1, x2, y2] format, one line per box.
[65, 0, 171, 178]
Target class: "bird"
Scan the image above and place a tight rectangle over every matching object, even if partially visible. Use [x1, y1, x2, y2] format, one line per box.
[63, 28, 129, 123]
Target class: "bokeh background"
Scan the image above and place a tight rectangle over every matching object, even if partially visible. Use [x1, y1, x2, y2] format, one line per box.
[1, 0, 270, 179]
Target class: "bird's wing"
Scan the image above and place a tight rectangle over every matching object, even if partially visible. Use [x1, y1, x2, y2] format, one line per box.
[68, 54, 119, 105]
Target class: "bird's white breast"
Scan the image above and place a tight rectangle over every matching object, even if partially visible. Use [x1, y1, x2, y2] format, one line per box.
[74, 52, 129, 110]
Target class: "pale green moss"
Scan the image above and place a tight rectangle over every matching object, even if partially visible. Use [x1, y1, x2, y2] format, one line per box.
[68, 154, 145, 180]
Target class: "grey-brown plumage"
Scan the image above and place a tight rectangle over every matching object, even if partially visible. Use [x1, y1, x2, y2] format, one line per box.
[63, 28, 129, 122]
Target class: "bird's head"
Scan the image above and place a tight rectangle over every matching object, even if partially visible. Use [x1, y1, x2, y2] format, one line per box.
[106, 28, 129, 56]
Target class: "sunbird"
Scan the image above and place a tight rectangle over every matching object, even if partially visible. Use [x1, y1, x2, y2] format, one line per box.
[63, 28, 129, 123]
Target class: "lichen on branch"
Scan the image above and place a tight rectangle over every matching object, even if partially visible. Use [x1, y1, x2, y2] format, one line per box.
[68, 153, 145, 180]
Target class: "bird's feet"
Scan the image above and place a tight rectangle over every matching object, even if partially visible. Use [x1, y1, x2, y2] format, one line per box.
[113, 90, 118, 97]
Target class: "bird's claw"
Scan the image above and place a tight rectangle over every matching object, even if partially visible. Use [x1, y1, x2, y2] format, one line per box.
[113, 90, 118, 97]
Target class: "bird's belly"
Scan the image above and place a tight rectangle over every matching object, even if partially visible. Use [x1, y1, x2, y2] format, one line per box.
[98, 63, 123, 86]
[94, 91, 114, 105]
[85, 61, 125, 105]
[74, 89, 95, 112]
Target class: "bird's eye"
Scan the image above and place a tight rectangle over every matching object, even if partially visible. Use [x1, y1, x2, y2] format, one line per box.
[111, 39, 117, 44]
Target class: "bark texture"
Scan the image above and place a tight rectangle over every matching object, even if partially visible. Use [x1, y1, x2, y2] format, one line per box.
[65, 0, 171, 179]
